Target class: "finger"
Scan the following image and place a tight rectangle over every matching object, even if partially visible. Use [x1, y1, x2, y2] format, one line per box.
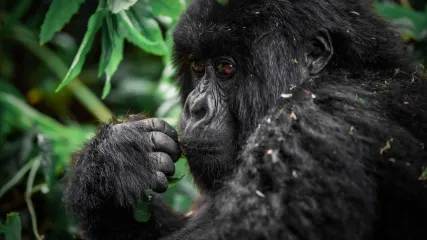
[149, 132, 181, 162]
[148, 152, 175, 176]
[140, 118, 179, 142]
[153, 171, 168, 193]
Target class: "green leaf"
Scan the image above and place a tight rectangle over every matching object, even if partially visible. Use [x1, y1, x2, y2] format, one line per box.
[128, 6, 163, 42]
[148, 0, 184, 20]
[98, 25, 113, 78]
[98, 14, 123, 78]
[99, 14, 124, 99]
[0, 212, 22, 240]
[118, 11, 167, 55]
[108, 0, 138, 14]
[101, 76, 112, 100]
[105, 38, 123, 77]
[56, 9, 107, 92]
[167, 175, 185, 188]
[40, 0, 85, 45]
[105, 30, 124, 78]
[133, 199, 152, 222]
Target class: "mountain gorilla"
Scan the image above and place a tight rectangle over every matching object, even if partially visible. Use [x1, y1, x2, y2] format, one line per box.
[63, 0, 427, 239]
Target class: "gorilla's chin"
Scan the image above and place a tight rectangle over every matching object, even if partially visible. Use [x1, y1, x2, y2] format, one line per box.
[180, 135, 238, 190]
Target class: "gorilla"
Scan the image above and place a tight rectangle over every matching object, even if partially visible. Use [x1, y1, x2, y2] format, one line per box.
[63, 0, 427, 239]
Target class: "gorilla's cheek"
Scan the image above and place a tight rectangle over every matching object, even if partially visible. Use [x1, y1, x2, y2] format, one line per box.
[179, 88, 238, 183]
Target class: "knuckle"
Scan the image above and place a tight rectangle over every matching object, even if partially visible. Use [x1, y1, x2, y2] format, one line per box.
[149, 132, 157, 148]
[147, 152, 162, 166]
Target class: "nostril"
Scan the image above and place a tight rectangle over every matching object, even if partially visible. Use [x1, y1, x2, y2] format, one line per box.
[192, 106, 206, 120]
[185, 91, 209, 124]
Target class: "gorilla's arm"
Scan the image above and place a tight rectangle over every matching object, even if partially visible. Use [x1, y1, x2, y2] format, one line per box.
[62, 118, 187, 239]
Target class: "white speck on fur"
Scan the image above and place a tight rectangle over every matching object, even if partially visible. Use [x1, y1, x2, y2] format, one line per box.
[256, 190, 265, 198]
[292, 170, 298, 178]
[281, 93, 293, 98]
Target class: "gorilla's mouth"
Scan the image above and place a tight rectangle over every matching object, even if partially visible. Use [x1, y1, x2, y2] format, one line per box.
[180, 137, 227, 156]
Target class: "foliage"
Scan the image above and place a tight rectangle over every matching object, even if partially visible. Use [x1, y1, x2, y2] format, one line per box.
[0, 212, 22, 240]
[375, 0, 427, 68]
[0, 0, 426, 239]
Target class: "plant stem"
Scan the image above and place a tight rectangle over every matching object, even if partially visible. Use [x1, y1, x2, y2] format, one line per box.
[0, 12, 113, 122]
[14, 26, 112, 122]
[31, 183, 47, 194]
[0, 160, 33, 199]
[25, 157, 43, 240]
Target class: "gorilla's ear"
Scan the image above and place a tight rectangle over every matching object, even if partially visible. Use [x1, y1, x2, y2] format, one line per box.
[304, 29, 334, 75]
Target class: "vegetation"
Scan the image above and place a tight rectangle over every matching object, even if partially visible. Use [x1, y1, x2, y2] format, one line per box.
[0, 0, 426, 239]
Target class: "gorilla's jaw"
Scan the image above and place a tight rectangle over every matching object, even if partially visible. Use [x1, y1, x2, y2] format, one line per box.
[180, 137, 238, 190]
[179, 104, 239, 190]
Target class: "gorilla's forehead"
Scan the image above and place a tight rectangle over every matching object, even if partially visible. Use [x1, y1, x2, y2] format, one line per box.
[173, 0, 282, 58]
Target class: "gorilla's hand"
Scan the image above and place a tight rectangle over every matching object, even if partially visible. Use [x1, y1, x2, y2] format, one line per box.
[66, 116, 181, 209]
[110, 117, 181, 193]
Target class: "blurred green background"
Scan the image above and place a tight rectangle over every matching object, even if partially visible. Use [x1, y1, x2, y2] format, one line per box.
[0, 0, 426, 239]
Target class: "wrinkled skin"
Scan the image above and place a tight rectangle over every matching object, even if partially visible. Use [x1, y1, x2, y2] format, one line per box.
[62, 0, 427, 239]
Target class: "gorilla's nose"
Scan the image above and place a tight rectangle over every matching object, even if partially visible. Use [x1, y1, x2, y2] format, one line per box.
[181, 90, 214, 131]
[185, 96, 208, 123]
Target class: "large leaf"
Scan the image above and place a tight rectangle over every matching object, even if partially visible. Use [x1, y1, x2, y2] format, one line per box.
[104, 38, 124, 78]
[40, 0, 85, 45]
[99, 15, 124, 99]
[108, 0, 138, 13]
[148, 0, 184, 20]
[101, 35, 124, 99]
[55, 9, 107, 92]
[129, 1, 164, 42]
[0, 212, 22, 240]
[129, 10, 163, 42]
[119, 11, 168, 55]
[98, 25, 113, 78]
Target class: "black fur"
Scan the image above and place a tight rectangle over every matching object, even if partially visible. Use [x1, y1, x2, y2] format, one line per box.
[62, 0, 427, 239]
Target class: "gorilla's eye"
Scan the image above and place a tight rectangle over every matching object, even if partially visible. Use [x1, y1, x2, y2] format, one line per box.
[215, 60, 236, 78]
[191, 60, 206, 75]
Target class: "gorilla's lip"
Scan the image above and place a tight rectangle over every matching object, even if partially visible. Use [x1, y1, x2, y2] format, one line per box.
[180, 141, 224, 152]
[179, 137, 227, 155]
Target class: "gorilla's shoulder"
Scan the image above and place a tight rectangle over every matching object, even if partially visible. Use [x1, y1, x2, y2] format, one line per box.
[201, 72, 427, 240]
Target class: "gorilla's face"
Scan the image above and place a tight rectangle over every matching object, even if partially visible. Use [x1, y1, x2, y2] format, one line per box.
[178, 56, 239, 189]
[174, 0, 334, 189]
